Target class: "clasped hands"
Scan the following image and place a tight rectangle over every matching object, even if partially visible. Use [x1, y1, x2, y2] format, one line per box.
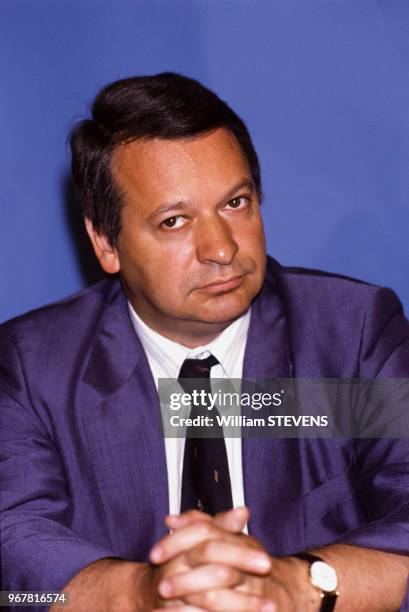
[147, 507, 313, 612]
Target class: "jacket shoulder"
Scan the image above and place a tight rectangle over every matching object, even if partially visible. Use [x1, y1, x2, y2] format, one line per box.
[266, 257, 408, 376]
[268, 257, 401, 313]
[0, 278, 120, 345]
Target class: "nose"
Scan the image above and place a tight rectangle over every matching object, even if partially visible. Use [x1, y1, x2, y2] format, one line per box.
[196, 216, 238, 265]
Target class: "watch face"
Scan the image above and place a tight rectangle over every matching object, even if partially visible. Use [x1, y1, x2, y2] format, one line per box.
[310, 561, 338, 593]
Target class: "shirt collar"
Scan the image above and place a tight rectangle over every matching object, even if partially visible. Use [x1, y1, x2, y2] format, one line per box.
[128, 303, 251, 378]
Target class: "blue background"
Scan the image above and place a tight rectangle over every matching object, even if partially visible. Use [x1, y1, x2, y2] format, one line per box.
[1, 0, 409, 323]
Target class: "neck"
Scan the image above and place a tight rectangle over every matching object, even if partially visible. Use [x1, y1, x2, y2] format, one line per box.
[140, 315, 234, 348]
[147, 322, 230, 348]
[127, 305, 237, 349]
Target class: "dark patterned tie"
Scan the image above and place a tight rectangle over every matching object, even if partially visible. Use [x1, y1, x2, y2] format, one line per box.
[178, 354, 233, 515]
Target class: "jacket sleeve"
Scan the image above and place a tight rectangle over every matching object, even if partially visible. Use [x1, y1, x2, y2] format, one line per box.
[0, 329, 117, 608]
[336, 288, 409, 609]
[341, 287, 409, 549]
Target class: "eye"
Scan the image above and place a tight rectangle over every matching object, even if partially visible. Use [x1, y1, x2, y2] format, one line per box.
[160, 216, 187, 229]
[226, 196, 249, 210]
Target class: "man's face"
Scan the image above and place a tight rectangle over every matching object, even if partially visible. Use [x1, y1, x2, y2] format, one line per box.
[100, 128, 266, 345]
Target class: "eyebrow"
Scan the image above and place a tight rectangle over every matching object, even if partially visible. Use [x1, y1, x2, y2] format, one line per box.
[148, 177, 255, 221]
[222, 178, 254, 202]
[148, 201, 189, 221]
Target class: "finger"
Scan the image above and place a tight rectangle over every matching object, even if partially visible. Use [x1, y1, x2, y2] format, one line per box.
[150, 521, 229, 564]
[165, 510, 213, 530]
[184, 539, 271, 574]
[213, 506, 249, 532]
[158, 563, 242, 599]
[165, 507, 249, 534]
[185, 588, 276, 612]
[151, 523, 271, 574]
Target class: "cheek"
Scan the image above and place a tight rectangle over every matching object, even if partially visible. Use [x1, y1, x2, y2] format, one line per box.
[238, 219, 265, 257]
[154, 241, 195, 277]
[147, 252, 190, 299]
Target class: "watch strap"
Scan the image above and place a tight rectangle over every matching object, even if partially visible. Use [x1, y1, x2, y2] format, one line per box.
[320, 593, 338, 612]
[293, 552, 338, 612]
[294, 551, 322, 563]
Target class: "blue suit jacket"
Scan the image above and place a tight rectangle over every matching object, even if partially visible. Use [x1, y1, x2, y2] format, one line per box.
[1, 257, 409, 609]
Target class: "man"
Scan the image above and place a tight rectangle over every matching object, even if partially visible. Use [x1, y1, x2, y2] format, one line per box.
[1, 73, 409, 611]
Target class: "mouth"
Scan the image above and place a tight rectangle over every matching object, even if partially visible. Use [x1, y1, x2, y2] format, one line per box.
[199, 274, 246, 293]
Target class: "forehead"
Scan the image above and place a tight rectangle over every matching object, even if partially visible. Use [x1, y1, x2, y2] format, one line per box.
[112, 128, 252, 205]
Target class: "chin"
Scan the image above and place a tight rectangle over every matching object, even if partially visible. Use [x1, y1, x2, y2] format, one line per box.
[198, 295, 254, 325]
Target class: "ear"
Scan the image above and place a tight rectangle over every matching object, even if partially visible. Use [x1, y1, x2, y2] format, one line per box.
[85, 218, 120, 274]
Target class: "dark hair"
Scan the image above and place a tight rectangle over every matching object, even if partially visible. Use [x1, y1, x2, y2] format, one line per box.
[70, 72, 261, 245]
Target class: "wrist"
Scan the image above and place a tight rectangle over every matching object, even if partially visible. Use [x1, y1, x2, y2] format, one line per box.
[283, 556, 324, 611]
[60, 558, 154, 612]
[117, 560, 157, 611]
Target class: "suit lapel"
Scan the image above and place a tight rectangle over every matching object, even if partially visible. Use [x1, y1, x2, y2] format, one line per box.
[81, 282, 168, 560]
[242, 262, 305, 555]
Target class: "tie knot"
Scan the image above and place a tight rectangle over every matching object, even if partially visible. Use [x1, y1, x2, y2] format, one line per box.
[178, 354, 219, 380]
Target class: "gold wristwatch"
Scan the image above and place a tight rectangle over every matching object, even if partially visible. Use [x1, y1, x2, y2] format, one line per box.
[293, 552, 339, 611]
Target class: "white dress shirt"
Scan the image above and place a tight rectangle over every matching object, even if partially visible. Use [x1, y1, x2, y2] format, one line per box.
[128, 302, 250, 517]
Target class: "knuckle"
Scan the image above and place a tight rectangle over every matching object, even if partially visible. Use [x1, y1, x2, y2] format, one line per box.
[250, 595, 266, 610]
[215, 564, 231, 582]
[217, 564, 239, 586]
[202, 538, 217, 557]
[190, 509, 207, 520]
[197, 521, 213, 538]
[203, 589, 218, 606]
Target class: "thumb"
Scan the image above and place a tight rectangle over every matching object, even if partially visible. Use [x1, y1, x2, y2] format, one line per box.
[213, 506, 249, 532]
